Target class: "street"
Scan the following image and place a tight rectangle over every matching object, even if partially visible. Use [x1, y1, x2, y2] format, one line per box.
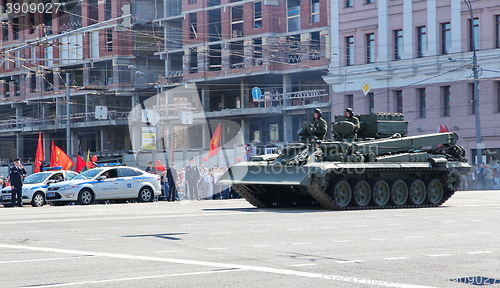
[0, 190, 499, 288]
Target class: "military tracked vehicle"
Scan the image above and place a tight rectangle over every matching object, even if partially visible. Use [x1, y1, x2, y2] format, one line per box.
[219, 113, 470, 210]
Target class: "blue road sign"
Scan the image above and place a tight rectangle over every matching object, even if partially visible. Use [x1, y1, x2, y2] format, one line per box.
[252, 87, 262, 100]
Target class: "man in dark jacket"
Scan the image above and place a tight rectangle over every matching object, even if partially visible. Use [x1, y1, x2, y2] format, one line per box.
[185, 157, 200, 200]
[9, 158, 27, 207]
[345, 107, 360, 138]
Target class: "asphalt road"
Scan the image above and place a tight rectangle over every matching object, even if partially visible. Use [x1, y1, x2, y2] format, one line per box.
[0, 190, 499, 288]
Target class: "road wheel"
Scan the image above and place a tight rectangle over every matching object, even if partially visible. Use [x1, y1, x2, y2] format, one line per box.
[372, 180, 390, 206]
[332, 180, 351, 208]
[138, 186, 154, 202]
[426, 179, 444, 204]
[31, 192, 45, 207]
[409, 179, 426, 205]
[391, 180, 408, 206]
[78, 189, 94, 205]
[353, 180, 371, 207]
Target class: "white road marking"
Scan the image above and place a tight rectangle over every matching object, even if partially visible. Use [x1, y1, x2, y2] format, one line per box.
[286, 228, 304, 231]
[155, 250, 183, 254]
[336, 260, 364, 264]
[292, 242, 313, 245]
[369, 238, 387, 241]
[467, 251, 493, 254]
[469, 219, 485, 222]
[333, 240, 351, 243]
[426, 254, 451, 257]
[0, 243, 442, 288]
[475, 232, 491, 235]
[30, 268, 247, 287]
[290, 263, 317, 267]
[384, 257, 410, 261]
[441, 234, 459, 237]
[0, 255, 94, 264]
[405, 236, 423, 239]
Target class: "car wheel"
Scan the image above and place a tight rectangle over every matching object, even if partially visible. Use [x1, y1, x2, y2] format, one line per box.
[31, 192, 45, 207]
[78, 189, 94, 205]
[138, 187, 154, 202]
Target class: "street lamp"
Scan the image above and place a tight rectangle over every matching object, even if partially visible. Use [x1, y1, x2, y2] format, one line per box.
[464, 0, 482, 164]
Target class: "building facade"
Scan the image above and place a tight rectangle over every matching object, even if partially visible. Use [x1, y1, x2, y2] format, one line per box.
[324, 0, 500, 163]
[156, 0, 331, 150]
[0, 0, 162, 162]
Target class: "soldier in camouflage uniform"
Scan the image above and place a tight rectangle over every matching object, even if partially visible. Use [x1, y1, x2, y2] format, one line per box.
[345, 107, 360, 138]
[312, 108, 328, 140]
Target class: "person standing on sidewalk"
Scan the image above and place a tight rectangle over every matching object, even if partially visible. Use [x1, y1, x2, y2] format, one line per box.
[9, 158, 27, 207]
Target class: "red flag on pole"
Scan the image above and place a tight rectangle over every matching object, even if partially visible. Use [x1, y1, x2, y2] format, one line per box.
[208, 123, 221, 157]
[50, 142, 74, 170]
[34, 132, 44, 173]
[75, 155, 86, 172]
[50, 141, 56, 167]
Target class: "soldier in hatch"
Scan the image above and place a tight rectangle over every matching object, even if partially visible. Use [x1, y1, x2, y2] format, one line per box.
[345, 108, 360, 138]
[312, 108, 328, 141]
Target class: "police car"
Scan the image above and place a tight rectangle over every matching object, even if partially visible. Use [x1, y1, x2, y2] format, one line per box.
[0, 169, 78, 207]
[45, 166, 161, 205]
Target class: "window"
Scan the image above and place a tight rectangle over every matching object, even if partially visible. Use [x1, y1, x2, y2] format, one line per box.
[253, 38, 263, 65]
[497, 81, 500, 113]
[441, 23, 451, 54]
[310, 31, 320, 60]
[395, 90, 403, 113]
[189, 13, 197, 39]
[469, 18, 479, 51]
[367, 92, 375, 114]
[394, 29, 403, 60]
[346, 36, 354, 66]
[417, 26, 427, 58]
[105, 0, 112, 20]
[496, 16, 500, 48]
[189, 47, 198, 73]
[366, 0, 374, 3]
[105, 29, 113, 52]
[418, 88, 426, 118]
[270, 124, 280, 141]
[11, 18, 19, 40]
[311, 0, 320, 23]
[345, 94, 353, 109]
[254, 2, 262, 29]
[345, 0, 353, 8]
[287, 0, 300, 32]
[366, 33, 375, 63]
[2, 24, 8, 41]
[231, 6, 244, 37]
[442, 86, 451, 116]
[470, 83, 475, 114]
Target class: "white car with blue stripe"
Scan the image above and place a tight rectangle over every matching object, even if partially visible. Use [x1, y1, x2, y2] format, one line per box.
[45, 166, 161, 205]
[0, 170, 78, 207]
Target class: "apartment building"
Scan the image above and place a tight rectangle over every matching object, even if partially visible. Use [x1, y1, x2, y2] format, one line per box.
[324, 0, 500, 163]
[156, 0, 331, 149]
[0, 0, 162, 162]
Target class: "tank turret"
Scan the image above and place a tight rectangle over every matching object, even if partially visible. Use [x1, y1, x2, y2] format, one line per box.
[219, 113, 470, 210]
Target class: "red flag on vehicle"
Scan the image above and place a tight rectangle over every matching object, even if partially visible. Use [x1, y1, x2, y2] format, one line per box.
[50, 142, 74, 170]
[208, 123, 221, 157]
[34, 132, 44, 173]
[75, 155, 86, 172]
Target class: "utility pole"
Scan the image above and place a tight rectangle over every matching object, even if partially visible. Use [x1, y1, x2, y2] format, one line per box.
[464, 0, 482, 164]
[66, 73, 71, 155]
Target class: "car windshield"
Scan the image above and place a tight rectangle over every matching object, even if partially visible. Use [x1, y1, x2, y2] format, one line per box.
[73, 168, 105, 180]
[23, 172, 52, 184]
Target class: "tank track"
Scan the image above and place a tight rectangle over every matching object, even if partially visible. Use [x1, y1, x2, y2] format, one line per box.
[307, 167, 456, 210]
[232, 185, 270, 208]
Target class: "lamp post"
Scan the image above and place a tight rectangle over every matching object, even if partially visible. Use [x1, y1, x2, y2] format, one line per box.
[464, 0, 482, 164]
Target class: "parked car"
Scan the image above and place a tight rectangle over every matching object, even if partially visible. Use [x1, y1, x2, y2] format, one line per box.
[46, 166, 161, 205]
[0, 170, 78, 207]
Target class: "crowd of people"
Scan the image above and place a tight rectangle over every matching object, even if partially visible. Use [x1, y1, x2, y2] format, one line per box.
[145, 157, 238, 201]
[461, 163, 500, 191]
